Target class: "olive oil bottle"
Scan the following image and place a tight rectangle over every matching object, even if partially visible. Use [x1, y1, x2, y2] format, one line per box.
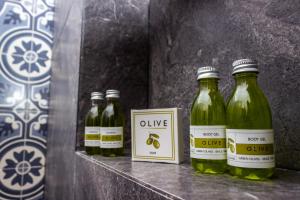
[101, 90, 125, 157]
[226, 59, 275, 180]
[190, 67, 227, 174]
[85, 92, 104, 155]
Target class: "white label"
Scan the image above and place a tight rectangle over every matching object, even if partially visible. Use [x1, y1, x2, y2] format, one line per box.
[133, 113, 173, 159]
[190, 126, 226, 160]
[227, 129, 275, 168]
[85, 127, 100, 147]
[100, 127, 123, 148]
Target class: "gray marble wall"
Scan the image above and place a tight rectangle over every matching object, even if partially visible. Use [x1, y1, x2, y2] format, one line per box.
[149, 0, 300, 170]
[45, 0, 83, 198]
[77, 0, 149, 149]
[46, 0, 150, 199]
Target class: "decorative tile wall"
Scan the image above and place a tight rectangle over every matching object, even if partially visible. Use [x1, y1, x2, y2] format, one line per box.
[0, 0, 54, 199]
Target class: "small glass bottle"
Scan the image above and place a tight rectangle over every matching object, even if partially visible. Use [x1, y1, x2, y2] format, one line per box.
[190, 67, 227, 174]
[101, 90, 125, 157]
[85, 92, 104, 155]
[226, 59, 275, 180]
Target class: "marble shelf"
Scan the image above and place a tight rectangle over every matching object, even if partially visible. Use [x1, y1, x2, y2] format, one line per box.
[76, 151, 300, 200]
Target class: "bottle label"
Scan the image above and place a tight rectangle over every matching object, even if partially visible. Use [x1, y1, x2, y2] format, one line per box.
[100, 127, 123, 148]
[85, 127, 100, 147]
[226, 129, 275, 168]
[190, 126, 226, 160]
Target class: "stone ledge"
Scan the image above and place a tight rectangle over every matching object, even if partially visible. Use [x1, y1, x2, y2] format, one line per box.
[76, 151, 300, 200]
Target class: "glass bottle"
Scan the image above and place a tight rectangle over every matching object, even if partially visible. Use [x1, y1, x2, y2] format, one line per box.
[226, 59, 275, 180]
[85, 92, 104, 155]
[101, 90, 125, 157]
[190, 67, 227, 174]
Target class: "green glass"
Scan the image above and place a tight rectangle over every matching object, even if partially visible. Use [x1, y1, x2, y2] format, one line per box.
[191, 78, 227, 174]
[85, 98, 104, 155]
[226, 72, 274, 180]
[101, 97, 125, 157]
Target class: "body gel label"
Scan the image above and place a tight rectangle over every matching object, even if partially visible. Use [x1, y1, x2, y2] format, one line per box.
[100, 127, 123, 148]
[226, 129, 275, 168]
[190, 126, 226, 160]
[85, 127, 100, 147]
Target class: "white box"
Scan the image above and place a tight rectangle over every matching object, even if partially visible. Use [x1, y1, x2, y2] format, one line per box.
[131, 108, 184, 164]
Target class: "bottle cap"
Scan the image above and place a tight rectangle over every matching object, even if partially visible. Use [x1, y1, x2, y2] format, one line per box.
[106, 90, 120, 98]
[197, 66, 219, 80]
[91, 92, 104, 100]
[232, 59, 258, 75]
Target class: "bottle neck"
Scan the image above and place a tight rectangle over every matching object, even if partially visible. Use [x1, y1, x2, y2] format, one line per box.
[91, 99, 102, 106]
[106, 97, 119, 104]
[199, 78, 219, 90]
[234, 72, 258, 86]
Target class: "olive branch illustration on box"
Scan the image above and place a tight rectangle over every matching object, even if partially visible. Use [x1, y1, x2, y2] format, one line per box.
[146, 133, 160, 149]
[227, 138, 235, 153]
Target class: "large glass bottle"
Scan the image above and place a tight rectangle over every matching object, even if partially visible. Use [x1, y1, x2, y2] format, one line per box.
[190, 67, 227, 174]
[101, 90, 125, 157]
[226, 59, 275, 180]
[85, 92, 104, 155]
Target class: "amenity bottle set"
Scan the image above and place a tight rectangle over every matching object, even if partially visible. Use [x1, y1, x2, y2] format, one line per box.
[190, 59, 275, 180]
[84, 90, 125, 157]
[84, 59, 275, 180]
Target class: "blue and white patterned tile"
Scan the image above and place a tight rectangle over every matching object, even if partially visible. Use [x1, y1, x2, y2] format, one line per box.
[0, 139, 26, 199]
[25, 0, 53, 162]
[0, 0, 53, 198]
[27, 81, 49, 143]
[30, 0, 49, 17]
[23, 98, 48, 164]
[0, 168, 23, 199]
[0, 33, 52, 85]
[41, 0, 55, 9]
[0, 139, 45, 169]
[0, 1, 31, 37]
[0, 1, 52, 85]
[24, 88, 48, 166]
[13, 98, 41, 123]
[0, 112, 24, 145]
[29, 32, 52, 82]
[21, 166, 45, 200]
[23, 138, 46, 166]
[35, 10, 54, 38]
[0, 137, 45, 200]
[0, 31, 34, 84]
[0, 140, 29, 169]
[20, 0, 36, 16]
[34, 0, 54, 38]
[30, 81, 49, 109]
[0, 163, 45, 199]
[26, 191, 45, 200]
[1, 29, 33, 55]
[0, 72, 26, 108]
[29, 114, 48, 142]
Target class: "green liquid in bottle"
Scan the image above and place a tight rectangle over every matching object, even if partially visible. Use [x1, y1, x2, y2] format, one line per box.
[101, 90, 125, 157]
[85, 92, 104, 155]
[190, 67, 227, 174]
[226, 59, 275, 180]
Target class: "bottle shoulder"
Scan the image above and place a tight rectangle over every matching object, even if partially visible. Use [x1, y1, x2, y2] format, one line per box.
[192, 89, 225, 110]
[191, 89, 226, 125]
[226, 84, 272, 128]
[101, 102, 125, 126]
[102, 103, 122, 115]
[227, 84, 271, 110]
[86, 105, 105, 122]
